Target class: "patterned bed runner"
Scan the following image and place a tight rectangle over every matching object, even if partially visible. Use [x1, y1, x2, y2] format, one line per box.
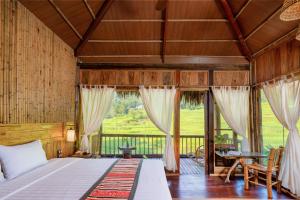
[81, 159, 143, 200]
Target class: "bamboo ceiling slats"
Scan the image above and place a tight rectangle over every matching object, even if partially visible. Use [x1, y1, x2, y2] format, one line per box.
[0, 0, 76, 124]
[17, 0, 299, 65]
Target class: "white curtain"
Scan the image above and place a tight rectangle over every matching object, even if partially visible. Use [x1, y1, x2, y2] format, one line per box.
[263, 80, 300, 196]
[139, 86, 177, 172]
[80, 86, 115, 153]
[212, 86, 250, 152]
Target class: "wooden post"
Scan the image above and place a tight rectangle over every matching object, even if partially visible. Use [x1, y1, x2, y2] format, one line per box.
[204, 70, 215, 175]
[215, 106, 221, 135]
[75, 65, 80, 150]
[173, 71, 181, 174]
[249, 60, 263, 154]
[174, 89, 181, 174]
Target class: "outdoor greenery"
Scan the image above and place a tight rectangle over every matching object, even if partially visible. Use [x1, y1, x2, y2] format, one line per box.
[102, 94, 205, 135]
[99, 92, 300, 155]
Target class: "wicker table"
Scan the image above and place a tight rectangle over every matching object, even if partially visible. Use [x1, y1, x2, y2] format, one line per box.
[215, 151, 267, 183]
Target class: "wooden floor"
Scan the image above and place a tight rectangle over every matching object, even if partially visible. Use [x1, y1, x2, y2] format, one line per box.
[168, 159, 292, 199]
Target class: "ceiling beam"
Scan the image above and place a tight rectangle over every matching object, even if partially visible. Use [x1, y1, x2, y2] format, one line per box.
[83, 0, 95, 19]
[218, 0, 252, 61]
[48, 0, 82, 39]
[78, 62, 250, 70]
[88, 39, 239, 43]
[253, 27, 298, 57]
[160, 0, 169, 63]
[77, 55, 249, 66]
[101, 19, 228, 22]
[245, 6, 281, 40]
[75, 0, 115, 56]
[234, 0, 252, 19]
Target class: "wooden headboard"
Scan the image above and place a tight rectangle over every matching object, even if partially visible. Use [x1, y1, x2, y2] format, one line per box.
[0, 122, 75, 159]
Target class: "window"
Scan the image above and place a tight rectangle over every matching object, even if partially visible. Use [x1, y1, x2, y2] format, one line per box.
[214, 104, 243, 152]
[102, 93, 163, 135]
[180, 101, 204, 135]
[260, 90, 288, 154]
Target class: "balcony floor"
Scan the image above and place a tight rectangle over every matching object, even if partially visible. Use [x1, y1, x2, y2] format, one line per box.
[180, 158, 204, 175]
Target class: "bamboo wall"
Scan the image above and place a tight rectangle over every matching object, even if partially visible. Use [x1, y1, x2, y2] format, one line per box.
[0, 0, 76, 156]
[80, 69, 249, 87]
[0, 0, 76, 124]
[254, 39, 300, 84]
[0, 122, 75, 159]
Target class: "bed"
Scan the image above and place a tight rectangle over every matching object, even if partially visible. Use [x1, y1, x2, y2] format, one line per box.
[0, 158, 172, 200]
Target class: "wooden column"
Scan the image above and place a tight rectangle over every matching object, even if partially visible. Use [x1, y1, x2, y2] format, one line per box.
[249, 60, 263, 154]
[173, 70, 181, 174]
[215, 106, 221, 135]
[174, 88, 181, 174]
[205, 70, 215, 175]
[75, 65, 81, 150]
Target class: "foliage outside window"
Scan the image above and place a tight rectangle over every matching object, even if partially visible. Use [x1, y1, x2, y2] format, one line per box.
[260, 90, 296, 154]
[102, 94, 163, 135]
[180, 101, 204, 136]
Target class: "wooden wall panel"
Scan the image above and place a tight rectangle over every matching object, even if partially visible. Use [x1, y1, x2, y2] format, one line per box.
[255, 39, 300, 83]
[0, 0, 76, 124]
[180, 71, 208, 87]
[80, 70, 176, 86]
[142, 71, 176, 85]
[0, 123, 75, 159]
[80, 69, 249, 87]
[213, 71, 249, 86]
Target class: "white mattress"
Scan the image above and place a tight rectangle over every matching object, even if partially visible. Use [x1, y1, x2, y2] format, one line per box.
[0, 158, 172, 200]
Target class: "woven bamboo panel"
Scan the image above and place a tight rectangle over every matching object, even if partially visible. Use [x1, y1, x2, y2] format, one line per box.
[0, 122, 75, 159]
[0, 0, 76, 124]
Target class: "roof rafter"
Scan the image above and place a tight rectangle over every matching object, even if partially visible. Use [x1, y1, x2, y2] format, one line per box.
[218, 0, 252, 61]
[48, 0, 82, 39]
[160, 0, 169, 63]
[234, 0, 252, 19]
[75, 0, 115, 56]
[83, 0, 95, 20]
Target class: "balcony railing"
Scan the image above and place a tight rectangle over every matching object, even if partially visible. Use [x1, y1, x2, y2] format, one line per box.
[99, 134, 205, 157]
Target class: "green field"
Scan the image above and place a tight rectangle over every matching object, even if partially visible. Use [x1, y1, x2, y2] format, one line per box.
[97, 93, 299, 154]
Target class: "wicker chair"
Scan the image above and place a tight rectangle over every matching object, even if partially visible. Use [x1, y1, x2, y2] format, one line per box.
[187, 145, 205, 165]
[244, 147, 284, 199]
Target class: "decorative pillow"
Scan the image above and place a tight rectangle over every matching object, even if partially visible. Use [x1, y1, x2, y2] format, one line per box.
[0, 140, 48, 180]
[0, 164, 5, 182]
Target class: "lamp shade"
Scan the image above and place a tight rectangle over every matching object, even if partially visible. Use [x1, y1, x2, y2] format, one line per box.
[280, 0, 300, 21]
[66, 129, 76, 142]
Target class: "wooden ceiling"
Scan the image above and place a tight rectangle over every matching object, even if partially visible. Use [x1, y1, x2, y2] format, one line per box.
[19, 0, 298, 66]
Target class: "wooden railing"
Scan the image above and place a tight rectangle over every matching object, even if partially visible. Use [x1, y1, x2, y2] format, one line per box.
[100, 134, 204, 157]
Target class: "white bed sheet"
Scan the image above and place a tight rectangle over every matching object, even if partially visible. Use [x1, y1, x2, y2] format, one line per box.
[0, 158, 172, 200]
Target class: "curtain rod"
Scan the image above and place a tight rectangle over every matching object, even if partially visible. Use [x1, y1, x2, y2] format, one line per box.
[252, 70, 300, 88]
[78, 84, 249, 89]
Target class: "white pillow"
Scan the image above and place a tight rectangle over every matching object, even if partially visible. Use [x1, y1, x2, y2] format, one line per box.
[0, 140, 48, 180]
[0, 164, 5, 182]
